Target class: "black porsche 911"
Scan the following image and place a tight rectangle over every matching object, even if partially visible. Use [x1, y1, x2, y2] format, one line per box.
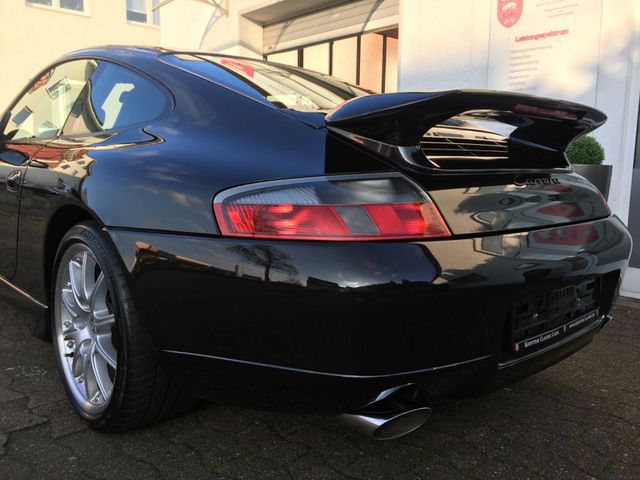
[0, 46, 631, 439]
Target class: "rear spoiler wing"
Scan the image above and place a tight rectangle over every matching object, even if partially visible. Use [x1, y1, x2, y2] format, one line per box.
[325, 90, 606, 152]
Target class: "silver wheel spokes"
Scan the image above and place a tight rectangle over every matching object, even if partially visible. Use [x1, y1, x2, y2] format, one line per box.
[56, 246, 117, 413]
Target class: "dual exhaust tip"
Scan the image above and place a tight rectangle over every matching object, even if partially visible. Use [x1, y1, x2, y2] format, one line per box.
[338, 384, 432, 440]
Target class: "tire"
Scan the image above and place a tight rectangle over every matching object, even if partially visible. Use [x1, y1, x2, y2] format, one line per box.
[50, 221, 196, 432]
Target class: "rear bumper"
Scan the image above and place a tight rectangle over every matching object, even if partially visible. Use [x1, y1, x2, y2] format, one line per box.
[158, 316, 604, 411]
[106, 216, 631, 410]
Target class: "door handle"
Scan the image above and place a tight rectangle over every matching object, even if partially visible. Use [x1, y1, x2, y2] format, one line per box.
[6, 170, 22, 192]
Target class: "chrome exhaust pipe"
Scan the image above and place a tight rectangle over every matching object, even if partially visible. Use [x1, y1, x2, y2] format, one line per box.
[339, 406, 432, 440]
[339, 383, 432, 440]
[600, 314, 613, 330]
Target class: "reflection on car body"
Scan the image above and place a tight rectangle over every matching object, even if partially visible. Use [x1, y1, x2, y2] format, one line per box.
[0, 46, 631, 439]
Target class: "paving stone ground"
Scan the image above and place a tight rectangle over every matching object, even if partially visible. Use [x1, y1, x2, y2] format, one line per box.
[0, 298, 638, 480]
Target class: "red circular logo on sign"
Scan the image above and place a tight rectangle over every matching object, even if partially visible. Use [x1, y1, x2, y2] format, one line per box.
[497, 0, 523, 28]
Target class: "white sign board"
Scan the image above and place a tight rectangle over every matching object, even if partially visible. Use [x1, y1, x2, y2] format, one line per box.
[488, 0, 603, 105]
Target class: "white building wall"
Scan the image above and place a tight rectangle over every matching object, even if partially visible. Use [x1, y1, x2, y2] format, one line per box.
[160, 0, 263, 57]
[158, 0, 215, 51]
[398, 0, 491, 91]
[0, 1, 161, 112]
[593, 0, 639, 224]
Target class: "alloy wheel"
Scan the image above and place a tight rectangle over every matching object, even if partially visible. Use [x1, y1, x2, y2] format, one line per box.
[54, 244, 117, 416]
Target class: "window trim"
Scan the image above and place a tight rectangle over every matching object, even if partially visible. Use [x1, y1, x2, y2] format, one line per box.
[126, 0, 161, 28]
[26, 0, 90, 17]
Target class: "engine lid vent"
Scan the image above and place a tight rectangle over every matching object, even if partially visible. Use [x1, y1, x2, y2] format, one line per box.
[421, 131, 509, 162]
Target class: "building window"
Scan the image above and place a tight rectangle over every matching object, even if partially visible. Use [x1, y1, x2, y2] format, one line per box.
[27, 0, 86, 12]
[126, 0, 160, 26]
[152, 0, 160, 25]
[266, 28, 398, 93]
[28, 0, 53, 5]
[60, 0, 84, 10]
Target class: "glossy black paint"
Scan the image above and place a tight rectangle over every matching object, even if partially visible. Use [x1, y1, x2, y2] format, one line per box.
[105, 215, 629, 409]
[325, 90, 606, 149]
[426, 171, 610, 235]
[0, 46, 632, 412]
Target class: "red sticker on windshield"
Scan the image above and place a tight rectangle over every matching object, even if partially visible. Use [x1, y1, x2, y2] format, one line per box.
[30, 69, 54, 92]
[220, 59, 255, 78]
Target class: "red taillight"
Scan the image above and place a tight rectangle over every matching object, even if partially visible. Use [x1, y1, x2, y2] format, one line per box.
[217, 204, 349, 238]
[213, 174, 451, 241]
[364, 203, 447, 237]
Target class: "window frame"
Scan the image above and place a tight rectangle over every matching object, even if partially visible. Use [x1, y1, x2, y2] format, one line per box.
[25, 0, 90, 16]
[126, 0, 161, 27]
[2, 57, 174, 143]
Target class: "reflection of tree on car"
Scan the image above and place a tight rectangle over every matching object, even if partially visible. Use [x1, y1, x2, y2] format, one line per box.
[227, 244, 299, 282]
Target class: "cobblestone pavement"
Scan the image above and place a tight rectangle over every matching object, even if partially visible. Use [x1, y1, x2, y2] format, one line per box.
[0, 298, 638, 480]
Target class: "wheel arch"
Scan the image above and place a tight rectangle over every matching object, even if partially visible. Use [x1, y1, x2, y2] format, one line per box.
[43, 204, 102, 309]
[18, 204, 100, 341]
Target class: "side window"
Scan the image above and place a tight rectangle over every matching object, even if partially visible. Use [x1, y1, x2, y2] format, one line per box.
[3, 60, 95, 141]
[63, 61, 168, 136]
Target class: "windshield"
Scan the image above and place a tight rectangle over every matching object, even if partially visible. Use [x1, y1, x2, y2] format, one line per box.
[161, 53, 372, 111]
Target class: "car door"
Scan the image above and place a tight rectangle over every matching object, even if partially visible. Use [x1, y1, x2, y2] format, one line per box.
[0, 60, 94, 278]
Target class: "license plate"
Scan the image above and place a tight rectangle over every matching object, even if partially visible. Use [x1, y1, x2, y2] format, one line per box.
[513, 309, 599, 353]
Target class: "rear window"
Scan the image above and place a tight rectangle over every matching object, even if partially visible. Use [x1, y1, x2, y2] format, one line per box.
[160, 53, 371, 111]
